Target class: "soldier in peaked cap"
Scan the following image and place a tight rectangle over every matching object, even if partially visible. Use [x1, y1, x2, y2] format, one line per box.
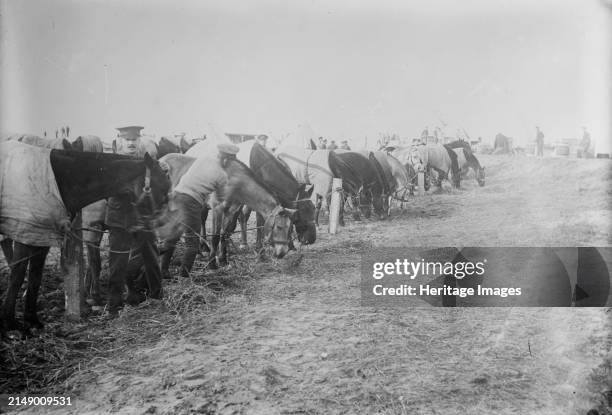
[114, 125, 144, 156]
[159, 143, 239, 278]
[105, 125, 163, 313]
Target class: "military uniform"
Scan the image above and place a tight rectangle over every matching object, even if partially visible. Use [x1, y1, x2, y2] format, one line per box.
[106, 126, 162, 312]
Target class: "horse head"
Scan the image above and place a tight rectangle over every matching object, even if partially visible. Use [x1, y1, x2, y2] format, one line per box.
[476, 166, 485, 187]
[130, 153, 171, 226]
[263, 206, 297, 258]
[293, 184, 316, 244]
[71, 136, 85, 152]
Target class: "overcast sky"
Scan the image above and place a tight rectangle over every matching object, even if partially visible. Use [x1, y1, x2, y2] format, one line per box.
[1, 0, 610, 150]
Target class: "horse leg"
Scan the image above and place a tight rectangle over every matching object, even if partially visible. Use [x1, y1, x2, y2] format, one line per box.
[314, 195, 322, 228]
[337, 194, 346, 226]
[239, 205, 251, 249]
[85, 235, 103, 306]
[255, 212, 265, 258]
[2, 242, 30, 330]
[209, 206, 222, 270]
[24, 246, 49, 329]
[218, 206, 240, 267]
[200, 207, 211, 254]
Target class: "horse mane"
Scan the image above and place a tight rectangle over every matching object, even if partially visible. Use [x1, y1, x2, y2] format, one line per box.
[442, 144, 460, 177]
[368, 152, 390, 195]
[328, 151, 361, 193]
[249, 142, 299, 202]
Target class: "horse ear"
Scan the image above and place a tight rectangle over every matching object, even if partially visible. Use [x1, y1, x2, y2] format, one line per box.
[62, 138, 71, 150]
[304, 184, 314, 198]
[144, 152, 153, 162]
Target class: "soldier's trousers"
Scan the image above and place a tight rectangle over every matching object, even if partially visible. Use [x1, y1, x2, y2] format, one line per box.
[107, 227, 162, 311]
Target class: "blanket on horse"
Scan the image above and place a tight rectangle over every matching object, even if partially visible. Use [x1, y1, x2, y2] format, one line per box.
[0, 141, 70, 246]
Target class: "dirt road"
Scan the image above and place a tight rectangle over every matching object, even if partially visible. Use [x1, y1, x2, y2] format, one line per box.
[8, 155, 612, 414]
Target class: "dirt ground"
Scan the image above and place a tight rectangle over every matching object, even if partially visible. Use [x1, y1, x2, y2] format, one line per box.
[2, 154, 612, 415]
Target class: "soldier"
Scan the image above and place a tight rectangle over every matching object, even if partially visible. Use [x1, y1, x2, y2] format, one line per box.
[535, 126, 544, 157]
[578, 126, 591, 158]
[159, 143, 240, 278]
[339, 140, 351, 150]
[327, 140, 338, 150]
[105, 125, 163, 313]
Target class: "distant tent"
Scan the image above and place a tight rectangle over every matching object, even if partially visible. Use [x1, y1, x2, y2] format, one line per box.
[283, 123, 318, 149]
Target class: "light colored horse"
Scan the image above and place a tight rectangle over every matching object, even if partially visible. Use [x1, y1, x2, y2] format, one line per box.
[274, 146, 336, 226]
[158, 153, 296, 274]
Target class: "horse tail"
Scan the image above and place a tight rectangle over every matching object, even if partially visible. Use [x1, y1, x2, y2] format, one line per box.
[443, 144, 461, 187]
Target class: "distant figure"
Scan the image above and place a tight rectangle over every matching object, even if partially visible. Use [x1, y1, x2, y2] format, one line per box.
[43, 131, 47, 138]
[535, 126, 544, 157]
[327, 140, 338, 150]
[65, 125, 70, 138]
[61, 127, 66, 138]
[578, 126, 591, 158]
[421, 126, 429, 141]
[256, 134, 268, 148]
[55, 129, 58, 139]
[318, 136, 327, 149]
[339, 140, 351, 150]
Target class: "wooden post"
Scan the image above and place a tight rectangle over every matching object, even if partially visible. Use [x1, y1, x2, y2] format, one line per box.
[63, 211, 85, 319]
[417, 168, 425, 196]
[329, 178, 342, 234]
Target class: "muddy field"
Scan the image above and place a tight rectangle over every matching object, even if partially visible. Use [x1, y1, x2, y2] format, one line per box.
[2, 154, 612, 415]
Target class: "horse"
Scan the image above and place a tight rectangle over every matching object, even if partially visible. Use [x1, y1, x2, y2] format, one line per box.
[383, 153, 413, 206]
[186, 140, 316, 248]
[179, 136, 195, 153]
[7, 134, 71, 150]
[274, 147, 338, 227]
[0, 141, 170, 331]
[358, 150, 393, 217]
[158, 153, 296, 274]
[236, 141, 315, 248]
[446, 140, 485, 186]
[158, 136, 182, 158]
[415, 143, 461, 188]
[329, 151, 386, 220]
[69, 135, 108, 306]
[71, 135, 104, 153]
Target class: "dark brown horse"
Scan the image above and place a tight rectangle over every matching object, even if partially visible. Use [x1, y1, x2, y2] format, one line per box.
[235, 141, 315, 249]
[1, 141, 170, 332]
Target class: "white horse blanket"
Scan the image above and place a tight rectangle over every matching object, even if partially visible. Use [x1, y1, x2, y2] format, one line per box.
[274, 146, 334, 204]
[0, 141, 70, 246]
